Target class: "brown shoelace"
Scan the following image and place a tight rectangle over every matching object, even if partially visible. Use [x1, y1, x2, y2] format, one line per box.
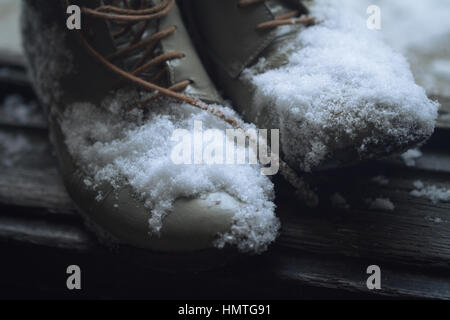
[66, 0, 318, 206]
[238, 0, 315, 30]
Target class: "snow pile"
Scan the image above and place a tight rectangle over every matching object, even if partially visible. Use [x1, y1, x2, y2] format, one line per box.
[330, 192, 350, 209]
[370, 0, 450, 96]
[368, 198, 395, 211]
[21, 2, 279, 253]
[401, 148, 423, 167]
[318, 0, 450, 96]
[243, 0, 438, 172]
[425, 216, 443, 224]
[61, 91, 279, 253]
[0, 132, 34, 168]
[411, 180, 450, 204]
[0, 95, 46, 127]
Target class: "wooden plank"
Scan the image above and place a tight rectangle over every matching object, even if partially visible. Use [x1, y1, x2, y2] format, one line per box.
[434, 95, 450, 130]
[0, 211, 448, 299]
[0, 62, 449, 299]
[0, 89, 449, 269]
[0, 54, 30, 90]
[0, 215, 94, 252]
[273, 252, 450, 299]
[0, 168, 76, 215]
[0, 52, 26, 68]
[0, 127, 54, 170]
[275, 164, 450, 267]
[1, 67, 450, 129]
[0, 154, 449, 268]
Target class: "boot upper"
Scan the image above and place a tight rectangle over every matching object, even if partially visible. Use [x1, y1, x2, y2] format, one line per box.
[21, 0, 279, 253]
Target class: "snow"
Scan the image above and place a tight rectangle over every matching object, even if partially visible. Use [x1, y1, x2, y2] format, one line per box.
[372, 0, 450, 96]
[330, 192, 350, 209]
[0, 94, 46, 127]
[0, 132, 34, 168]
[425, 216, 443, 224]
[401, 148, 423, 167]
[21, 1, 281, 253]
[61, 91, 279, 253]
[411, 180, 450, 204]
[368, 198, 395, 211]
[371, 175, 389, 186]
[243, 0, 438, 172]
[324, 0, 450, 96]
[413, 180, 424, 190]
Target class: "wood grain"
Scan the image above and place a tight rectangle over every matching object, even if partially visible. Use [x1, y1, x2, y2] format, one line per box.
[0, 63, 449, 299]
[434, 95, 450, 129]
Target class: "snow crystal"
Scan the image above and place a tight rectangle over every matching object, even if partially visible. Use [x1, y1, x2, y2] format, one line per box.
[411, 180, 450, 204]
[60, 92, 279, 253]
[368, 198, 395, 211]
[242, 0, 438, 172]
[401, 148, 423, 167]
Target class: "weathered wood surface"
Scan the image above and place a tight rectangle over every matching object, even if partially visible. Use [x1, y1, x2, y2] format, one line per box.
[0, 63, 449, 299]
[433, 95, 450, 130]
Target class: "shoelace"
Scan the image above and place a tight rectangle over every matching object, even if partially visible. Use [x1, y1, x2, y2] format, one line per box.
[238, 0, 315, 30]
[66, 0, 319, 206]
[73, 1, 203, 108]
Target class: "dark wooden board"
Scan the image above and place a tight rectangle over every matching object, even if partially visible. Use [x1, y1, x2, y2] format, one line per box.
[0, 61, 449, 299]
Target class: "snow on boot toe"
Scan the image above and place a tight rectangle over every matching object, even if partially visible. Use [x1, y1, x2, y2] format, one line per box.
[242, 0, 438, 171]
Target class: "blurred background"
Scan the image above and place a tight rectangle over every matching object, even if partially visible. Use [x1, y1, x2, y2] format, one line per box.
[348, 0, 450, 97]
[0, 0, 22, 56]
[1, 0, 450, 95]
